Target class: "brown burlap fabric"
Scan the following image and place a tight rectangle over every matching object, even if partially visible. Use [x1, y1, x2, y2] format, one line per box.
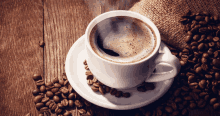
[129, 0, 220, 50]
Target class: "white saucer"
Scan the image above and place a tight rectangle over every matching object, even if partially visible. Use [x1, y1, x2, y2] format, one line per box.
[65, 35, 174, 110]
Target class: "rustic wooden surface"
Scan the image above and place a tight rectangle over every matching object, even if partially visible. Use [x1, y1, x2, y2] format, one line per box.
[0, 0, 220, 116]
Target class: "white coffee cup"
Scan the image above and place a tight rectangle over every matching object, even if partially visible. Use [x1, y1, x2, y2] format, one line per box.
[85, 10, 181, 89]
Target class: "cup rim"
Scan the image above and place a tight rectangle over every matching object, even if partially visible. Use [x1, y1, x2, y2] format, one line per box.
[85, 10, 161, 65]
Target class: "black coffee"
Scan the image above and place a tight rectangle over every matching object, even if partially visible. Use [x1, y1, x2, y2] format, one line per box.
[89, 16, 157, 63]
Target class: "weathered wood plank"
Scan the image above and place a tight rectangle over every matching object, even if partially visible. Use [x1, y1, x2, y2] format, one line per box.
[0, 0, 43, 115]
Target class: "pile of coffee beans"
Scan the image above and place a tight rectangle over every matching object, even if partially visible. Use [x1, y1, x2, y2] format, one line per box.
[133, 10, 220, 116]
[84, 60, 131, 98]
[32, 73, 94, 116]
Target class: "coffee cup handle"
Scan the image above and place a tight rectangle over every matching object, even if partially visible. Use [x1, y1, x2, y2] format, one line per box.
[145, 43, 181, 82]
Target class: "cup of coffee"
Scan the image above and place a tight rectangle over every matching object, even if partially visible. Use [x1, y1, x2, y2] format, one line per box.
[85, 10, 181, 89]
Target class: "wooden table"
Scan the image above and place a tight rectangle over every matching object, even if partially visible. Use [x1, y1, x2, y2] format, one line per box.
[0, 0, 220, 116]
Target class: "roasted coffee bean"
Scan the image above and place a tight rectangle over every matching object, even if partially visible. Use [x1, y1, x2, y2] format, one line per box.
[92, 77, 97, 83]
[32, 89, 40, 96]
[54, 83, 61, 88]
[45, 82, 53, 87]
[36, 80, 45, 86]
[181, 91, 188, 96]
[86, 75, 93, 80]
[53, 96, 60, 103]
[202, 52, 209, 58]
[189, 82, 199, 89]
[75, 100, 83, 108]
[199, 21, 207, 25]
[190, 102, 196, 109]
[192, 89, 201, 93]
[195, 15, 204, 20]
[41, 97, 49, 103]
[45, 100, 53, 107]
[215, 72, 220, 80]
[199, 80, 206, 89]
[50, 103, 57, 111]
[188, 75, 196, 83]
[212, 86, 218, 94]
[199, 27, 208, 33]
[36, 102, 44, 110]
[61, 99, 68, 107]
[182, 109, 188, 115]
[51, 88, 59, 93]
[213, 37, 220, 42]
[209, 42, 215, 48]
[195, 67, 203, 74]
[201, 64, 208, 71]
[99, 86, 105, 95]
[78, 109, 87, 114]
[212, 59, 220, 68]
[180, 60, 187, 66]
[207, 48, 214, 55]
[68, 93, 75, 100]
[199, 92, 208, 97]
[55, 91, 61, 96]
[93, 82, 100, 88]
[210, 98, 217, 105]
[174, 88, 181, 97]
[63, 111, 71, 116]
[83, 60, 87, 65]
[213, 103, 220, 110]
[60, 87, 69, 94]
[91, 86, 99, 92]
[105, 86, 110, 93]
[201, 57, 207, 64]
[39, 85, 46, 93]
[193, 34, 200, 41]
[122, 92, 131, 98]
[110, 88, 117, 95]
[46, 91, 53, 98]
[68, 100, 74, 107]
[175, 97, 182, 103]
[61, 93, 68, 99]
[205, 74, 212, 79]
[55, 107, 62, 114]
[198, 99, 206, 108]
[165, 106, 173, 113]
[214, 51, 219, 58]
[190, 92, 199, 100]
[171, 102, 177, 110]
[184, 96, 192, 101]
[115, 91, 122, 98]
[181, 86, 189, 91]
[57, 103, 64, 109]
[39, 107, 49, 113]
[204, 95, 210, 101]
[64, 80, 69, 86]
[85, 65, 89, 70]
[172, 111, 179, 116]
[53, 78, 59, 83]
[33, 74, 42, 80]
[34, 95, 43, 103]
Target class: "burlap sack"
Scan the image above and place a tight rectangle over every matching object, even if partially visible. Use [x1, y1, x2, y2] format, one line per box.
[129, 0, 220, 50]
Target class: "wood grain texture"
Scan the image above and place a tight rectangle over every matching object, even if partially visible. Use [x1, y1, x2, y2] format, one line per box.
[0, 0, 43, 116]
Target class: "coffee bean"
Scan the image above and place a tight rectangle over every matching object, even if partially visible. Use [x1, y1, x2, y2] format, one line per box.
[192, 89, 201, 93]
[86, 75, 93, 80]
[199, 80, 206, 89]
[193, 34, 200, 41]
[61, 99, 68, 107]
[45, 82, 53, 87]
[205, 74, 213, 79]
[64, 80, 69, 86]
[54, 83, 61, 88]
[201, 64, 209, 71]
[181, 86, 189, 91]
[201, 57, 207, 64]
[171, 102, 177, 110]
[212, 59, 220, 68]
[105, 86, 110, 93]
[51, 88, 59, 93]
[145, 111, 151, 116]
[165, 106, 173, 113]
[50, 103, 57, 111]
[122, 92, 131, 98]
[36, 80, 45, 86]
[61, 93, 68, 99]
[68, 93, 75, 100]
[189, 102, 196, 109]
[190, 83, 199, 89]
[39, 107, 49, 113]
[204, 95, 210, 101]
[174, 88, 181, 97]
[45, 100, 53, 107]
[36, 102, 44, 110]
[57, 103, 64, 109]
[175, 97, 182, 103]
[199, 27, 208, 33]
[182, 109, 188, 115]
[85, 65, 89, 70]
[213, 103, 220, 110]
[99, 86, 105, 95]
[60, 87, 69, 94]
[55, 91, 61, 96]
[195, 15, 204, 20]
[68, 100, 74, 107]
[53, 96, 60, 103]
[199, 21, 207, 25]
[184, 96, 192, 101]
[32, 89, 40, 96]
[63, 111, 71, 116]
[195, 67, 203, 74]
[39, 85, 46, 93]
[78, 109, 87, 114]
[199, 92, 208, 97]
[55, 107, 62, 114]
[213, 37, 219, 42]
[84, 100, 92, 107]
[172, 111, 179, 116]
[83, 60, 87, 65]
[34, 95, 43, 103]
[53, 78, 59, 83]
[198, 99, 206, 108]
[33, 74, 42, 80]
[215, 72, 220, 80]
[180, 60, 187, 66]
[93, 82, 100, 88]
[210, 98, 217, 105]
[45, 91, 53, 98]
[190, 92, 199, 101]
[41, 97, 49, 103]
[212, 86, 218, 94]
[91, 86, 99, 92]
[75, 100, 83, 108]
[115, 91, 122, 98]
[214, 51, 219, 58]
[110, 88, 117, 95]
[92, 77, 97, 83]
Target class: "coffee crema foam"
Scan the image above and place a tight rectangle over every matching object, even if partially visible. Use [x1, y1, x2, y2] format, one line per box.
[89, 16, 157, 63]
